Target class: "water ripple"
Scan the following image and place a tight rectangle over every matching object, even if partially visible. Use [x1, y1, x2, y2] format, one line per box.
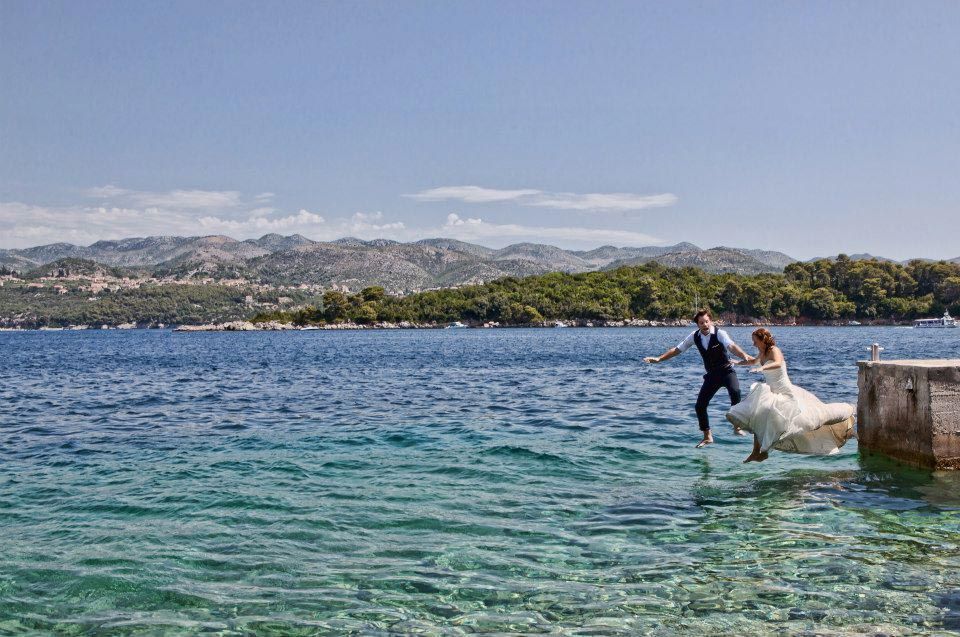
[1, 327, 959, 634]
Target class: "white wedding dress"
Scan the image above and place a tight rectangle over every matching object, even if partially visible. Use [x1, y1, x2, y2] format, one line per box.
[726, 365, 855, 455]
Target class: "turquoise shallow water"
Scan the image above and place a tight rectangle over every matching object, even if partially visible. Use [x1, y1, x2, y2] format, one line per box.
[2, 326, 960, 635]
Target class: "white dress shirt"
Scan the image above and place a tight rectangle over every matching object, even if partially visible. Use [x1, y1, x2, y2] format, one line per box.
[675, 325, 734, 353]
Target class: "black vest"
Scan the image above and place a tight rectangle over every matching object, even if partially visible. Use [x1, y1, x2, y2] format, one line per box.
[693, 329, 732, 373]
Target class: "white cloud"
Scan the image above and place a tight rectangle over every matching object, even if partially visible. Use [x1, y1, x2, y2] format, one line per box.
[191, 210, 410, 242]
[444, 213, 481, 227]
[0, 201, 203, 247]
[527, 192, 678, 211]
[0, 198, 414, 249]
[348, 211, 406, 233]
[441, 213, 661, 247]
[1, 185, 663, 250]
[84, 185, 131, 198]
[85, 185, 244, 210]
[134, 189, 243, 209]
[197, 209, 327, 232]
[405, 185, 677, 212]
[405, 186, 542, 203]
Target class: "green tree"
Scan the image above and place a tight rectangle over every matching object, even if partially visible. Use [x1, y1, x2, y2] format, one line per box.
[738, 281, 771, 318]
[937, 277, 960, 305]
[353, 302, 379, 324]
[322, 291, 350, 322]
[360, 286, 385, 303]
[803, 287, 839, 320]
[719, 279, 742, 313]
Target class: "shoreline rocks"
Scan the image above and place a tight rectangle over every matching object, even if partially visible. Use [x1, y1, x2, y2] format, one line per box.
[174, 320, 299, 332]
[170, 317, 813, 332]
[3, 318, 910, 332]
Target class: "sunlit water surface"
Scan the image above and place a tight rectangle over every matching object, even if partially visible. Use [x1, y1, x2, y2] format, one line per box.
[2, 327, 960, 635]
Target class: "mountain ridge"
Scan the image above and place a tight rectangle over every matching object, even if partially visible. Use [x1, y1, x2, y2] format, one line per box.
[0, 234, 802, 292]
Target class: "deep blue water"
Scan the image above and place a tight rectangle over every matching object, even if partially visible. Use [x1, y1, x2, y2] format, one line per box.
[2, 326, 960, 635]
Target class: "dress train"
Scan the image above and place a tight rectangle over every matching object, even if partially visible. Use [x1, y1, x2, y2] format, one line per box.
[725, 366, 855, 455]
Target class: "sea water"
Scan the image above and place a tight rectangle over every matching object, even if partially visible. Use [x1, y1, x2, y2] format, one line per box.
[1, 327, 959, 635]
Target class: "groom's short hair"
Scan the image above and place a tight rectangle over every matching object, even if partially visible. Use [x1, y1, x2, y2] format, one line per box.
[693, 309, 712, 323]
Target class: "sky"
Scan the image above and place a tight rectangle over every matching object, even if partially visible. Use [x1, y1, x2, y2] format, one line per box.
[1, 1, 958, 259]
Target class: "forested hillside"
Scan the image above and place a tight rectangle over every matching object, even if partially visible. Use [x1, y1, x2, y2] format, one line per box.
[4, 254, 957, 328]
[252, 256, 960, 326]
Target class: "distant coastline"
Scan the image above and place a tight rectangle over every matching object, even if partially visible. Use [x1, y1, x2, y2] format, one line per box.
[2, 252, 958, 330]
[0, 318, 920, 333]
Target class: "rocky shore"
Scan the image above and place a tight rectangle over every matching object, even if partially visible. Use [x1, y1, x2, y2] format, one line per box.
[173, 320, 442, 332]
[173, 320, 299, 332]
[1, 318, 900, 332]
[169, 317, 823, 332]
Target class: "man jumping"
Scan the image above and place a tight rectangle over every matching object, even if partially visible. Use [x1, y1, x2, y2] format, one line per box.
[644, 309, 751, 448]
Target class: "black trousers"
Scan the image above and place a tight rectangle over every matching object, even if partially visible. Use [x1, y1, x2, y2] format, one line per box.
[695, 367, 741, 431]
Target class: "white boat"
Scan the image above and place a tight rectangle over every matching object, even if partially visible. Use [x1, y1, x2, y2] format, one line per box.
[913, 311, 957, 328]
[445, 321, 468, 329]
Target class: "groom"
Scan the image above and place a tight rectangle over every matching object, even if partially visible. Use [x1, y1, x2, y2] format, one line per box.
[644, 309, 751, 448]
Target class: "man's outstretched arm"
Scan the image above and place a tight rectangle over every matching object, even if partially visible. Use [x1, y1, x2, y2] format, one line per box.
[727, 341, 754, 363]
[644, 347, 681, 364]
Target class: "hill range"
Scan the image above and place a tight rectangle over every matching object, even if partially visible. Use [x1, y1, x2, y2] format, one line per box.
[1, 234, 955, 293]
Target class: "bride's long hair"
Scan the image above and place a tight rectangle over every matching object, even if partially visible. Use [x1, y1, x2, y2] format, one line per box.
[752, 328, 776, 353]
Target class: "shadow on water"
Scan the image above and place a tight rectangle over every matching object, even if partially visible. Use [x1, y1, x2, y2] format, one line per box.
[558, 449, 960, 630]
[687, 452, 960, 513]
[828, 453, 960, 511]
[668, 451, 960, 631]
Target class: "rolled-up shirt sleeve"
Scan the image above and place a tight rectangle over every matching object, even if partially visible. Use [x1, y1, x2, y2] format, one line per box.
[675, 331, 696, 353]
[716, 329, 735, 350]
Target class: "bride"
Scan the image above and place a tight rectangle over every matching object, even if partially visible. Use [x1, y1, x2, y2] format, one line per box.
[726, 328, 855, 463]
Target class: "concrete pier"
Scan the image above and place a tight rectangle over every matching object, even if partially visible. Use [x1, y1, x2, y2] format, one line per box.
[857, 359, 960, 469]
